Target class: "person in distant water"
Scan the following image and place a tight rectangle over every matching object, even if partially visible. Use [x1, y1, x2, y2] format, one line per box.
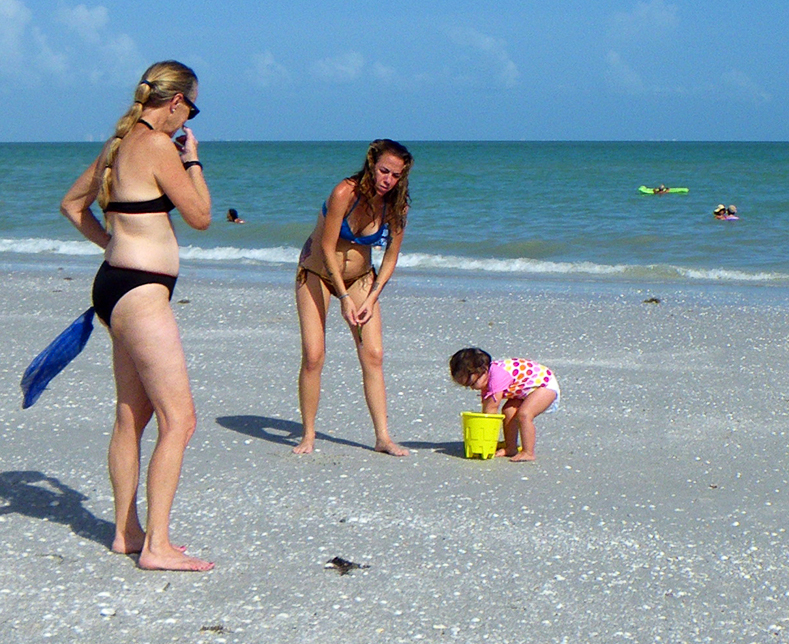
[450, 348, 560, 462]
[714, 204, 739, 220]
[226, 208, 245, 224]
[653, 184, 669, 194]
[60, 61, 214, 572]
[294, 139, 413, 457]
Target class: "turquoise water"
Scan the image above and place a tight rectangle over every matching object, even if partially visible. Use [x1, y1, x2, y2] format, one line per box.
[1, 141, 788, 283]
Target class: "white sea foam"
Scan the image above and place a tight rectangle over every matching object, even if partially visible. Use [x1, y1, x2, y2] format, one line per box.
[395, 252, 629, 275]
[0, 238, 102, 256]
[0, 238, 300, 264]
[395, 252, 789, 282]
[178, 245, 299, 263]
[675, 266, 787, 282]
[2, 238, 787, 284]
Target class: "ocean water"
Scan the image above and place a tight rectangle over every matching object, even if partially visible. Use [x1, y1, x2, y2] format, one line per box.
[1, 141, 788, 286]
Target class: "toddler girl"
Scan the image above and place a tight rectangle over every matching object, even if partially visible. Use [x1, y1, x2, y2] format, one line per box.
[450, 348, 560, 462]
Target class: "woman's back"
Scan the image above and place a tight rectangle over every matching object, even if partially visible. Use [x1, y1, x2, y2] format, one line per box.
[103, 126, 182, 275]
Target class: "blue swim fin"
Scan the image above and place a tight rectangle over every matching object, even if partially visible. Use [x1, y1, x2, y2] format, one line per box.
[21, 307, 95, 409]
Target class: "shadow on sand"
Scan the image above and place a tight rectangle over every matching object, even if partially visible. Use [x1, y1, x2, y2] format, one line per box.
[216, 415, 468, 459]
[399, 440, 467, 459]
[0, 470, 114, 548]
[216, 415, 374, 452]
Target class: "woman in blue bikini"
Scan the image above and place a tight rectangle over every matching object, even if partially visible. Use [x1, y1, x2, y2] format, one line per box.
[295, 139, 413, 456]
[60, 61, 213, 571]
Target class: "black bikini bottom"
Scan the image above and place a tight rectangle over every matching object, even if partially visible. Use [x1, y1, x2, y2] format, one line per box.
[92, 261, 177, 327]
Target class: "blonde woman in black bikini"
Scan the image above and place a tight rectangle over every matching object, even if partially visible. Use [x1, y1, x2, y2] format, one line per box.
[60, 61, 213, 571]
[295, 139, 413, 456]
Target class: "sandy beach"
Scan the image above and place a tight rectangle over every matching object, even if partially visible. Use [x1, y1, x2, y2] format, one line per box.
[2, 257, 789, 643]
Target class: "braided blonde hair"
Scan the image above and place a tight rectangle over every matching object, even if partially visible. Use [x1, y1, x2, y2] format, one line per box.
[97, 60, 198, 210]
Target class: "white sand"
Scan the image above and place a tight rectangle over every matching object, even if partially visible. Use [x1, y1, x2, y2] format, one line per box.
[2, 258, 789, 643]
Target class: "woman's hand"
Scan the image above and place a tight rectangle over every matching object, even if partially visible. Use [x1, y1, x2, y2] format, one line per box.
[355, 296, 376, 325]
[60, 150, 112, 249]
[175, 125, 199, 163]
[154, 125, 210, 230]
[340, 295, 360, 327]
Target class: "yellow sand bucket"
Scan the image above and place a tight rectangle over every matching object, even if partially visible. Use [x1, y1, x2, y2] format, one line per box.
[461, 411, 505, 459]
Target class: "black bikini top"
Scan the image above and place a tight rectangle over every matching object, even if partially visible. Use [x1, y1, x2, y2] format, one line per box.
[104, 194, 175, 214]
[103, 118, 175, 214]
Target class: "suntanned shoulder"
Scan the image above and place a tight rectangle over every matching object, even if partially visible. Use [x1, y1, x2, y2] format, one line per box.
[326, 179, 357, 211]
[143, 130, 181, 157]
[333, 178, 357, 198]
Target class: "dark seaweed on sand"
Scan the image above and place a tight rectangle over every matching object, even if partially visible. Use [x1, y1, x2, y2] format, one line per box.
[325, 556, 370, 575]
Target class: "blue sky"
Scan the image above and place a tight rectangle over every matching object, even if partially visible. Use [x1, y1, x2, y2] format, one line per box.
[1, 0, 786, 141]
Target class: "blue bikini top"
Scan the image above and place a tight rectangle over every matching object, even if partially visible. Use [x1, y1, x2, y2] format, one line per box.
[322, 197, 389, 247]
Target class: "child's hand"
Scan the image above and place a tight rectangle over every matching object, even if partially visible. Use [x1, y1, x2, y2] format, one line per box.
[481, 393, 501, 415]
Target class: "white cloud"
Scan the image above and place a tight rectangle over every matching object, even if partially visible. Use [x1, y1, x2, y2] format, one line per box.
[0, 1, 140, 84]
[447, 27, 519, 88]
[604, 50, 645, 94]
[604, 52, 770, 104]
[100, 33, 142, 81]
[55, 5, 141, 86]
[609, 0, 679, 41]
[32, 26, 67, 75]
[0, 0, 32, 74]
[250, 51, 290, 87]
[372, 62, 397, 83]
[311, 51, 364, 83]
[56, 4, 108, 44]
[722, 69, 771, 104]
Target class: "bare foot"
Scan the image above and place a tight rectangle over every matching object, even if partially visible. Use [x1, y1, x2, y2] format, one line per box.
[495, 448, 518, 458]
[375, 439, 409, 457]
[509, 452, 536, 462]
[113, 532, 186, 555]
[114, 543, 188, 555]
[292, 437, 315, 454]
[112, 532, 145, 555]
[138, 545, 214, 572]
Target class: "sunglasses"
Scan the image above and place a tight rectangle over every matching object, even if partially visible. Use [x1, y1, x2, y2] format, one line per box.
[182, 94, 200, 120]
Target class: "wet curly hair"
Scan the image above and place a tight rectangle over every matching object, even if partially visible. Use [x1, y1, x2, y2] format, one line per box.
[346, 139, 413, 234]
